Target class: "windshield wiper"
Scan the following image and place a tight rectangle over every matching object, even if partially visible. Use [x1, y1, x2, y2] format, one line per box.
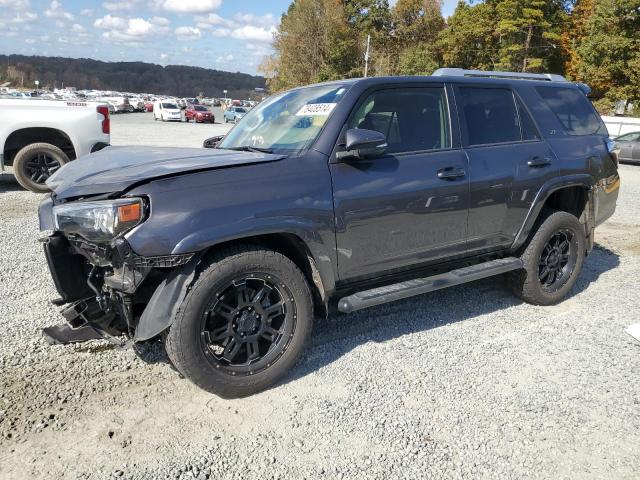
[226, 145, 274, 154]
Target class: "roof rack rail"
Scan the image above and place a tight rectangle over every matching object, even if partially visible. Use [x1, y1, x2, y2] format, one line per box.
[432, 68, 568, 83]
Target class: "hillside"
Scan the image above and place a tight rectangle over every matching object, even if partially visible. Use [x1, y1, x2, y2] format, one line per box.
[0, 54, 266, 98]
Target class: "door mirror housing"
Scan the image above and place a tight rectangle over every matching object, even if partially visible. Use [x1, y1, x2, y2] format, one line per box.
[203, 135, 224, 149]
[337, 129, 388, 160]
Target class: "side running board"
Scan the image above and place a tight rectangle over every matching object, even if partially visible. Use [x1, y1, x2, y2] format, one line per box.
[337, 257, 523, 313]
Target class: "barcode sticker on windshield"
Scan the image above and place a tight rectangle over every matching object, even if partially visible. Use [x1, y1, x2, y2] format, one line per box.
[296, 103, 337, 116]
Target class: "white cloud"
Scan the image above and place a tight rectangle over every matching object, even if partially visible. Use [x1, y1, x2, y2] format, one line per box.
[94, 14, 171, 43]
[159, 0, 220, 13]
[71, 23, 86, 33]
[103, 1, 137, 11]
[80, 8, 93, 16]
[211, 27, 231, 37]
[197, 11, 277, 43]
[94, 14, 127, 30]
[233, 13, 275, 28]
[175, 26, 201, 40]
[160, 53, 168, 60]
[44, 1, 74, 22]
[215, 53, 234, 63]
[9, 11, 37, 23]
[150, 16, 170, 26]
[195, 12, 230, 28]
[210, 24, 275, 43]
[0, 0, 30, 9]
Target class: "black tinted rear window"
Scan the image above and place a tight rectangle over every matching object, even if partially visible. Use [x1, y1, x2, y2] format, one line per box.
[536, 87, 603, 136]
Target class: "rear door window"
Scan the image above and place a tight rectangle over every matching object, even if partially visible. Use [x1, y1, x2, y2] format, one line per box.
[536, 87, 604, 135]
[348, 87, 451, 154]
[458, 88, 521, 146]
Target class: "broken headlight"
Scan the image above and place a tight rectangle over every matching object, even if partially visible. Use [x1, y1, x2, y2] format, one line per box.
[53, 198, 146, 242]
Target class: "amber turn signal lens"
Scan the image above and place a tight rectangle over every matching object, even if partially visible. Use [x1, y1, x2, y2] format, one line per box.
[117, 202, 141, 223]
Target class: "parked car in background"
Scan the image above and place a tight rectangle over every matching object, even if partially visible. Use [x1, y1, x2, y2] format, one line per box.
[144, 101, 154, 112]
[0, 98, 110, 192]
[223, 106, 247, 123]
[613, 131, 640, 164]
[38, 69, 619, 397]
[117, 97, 135, 113]
[185, 105, 215, 123]
[153, 100, 182, 122]
[131, 97, 146, 112]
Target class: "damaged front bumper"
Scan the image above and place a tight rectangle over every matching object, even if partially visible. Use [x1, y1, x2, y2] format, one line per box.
[41, 230, 198, 345]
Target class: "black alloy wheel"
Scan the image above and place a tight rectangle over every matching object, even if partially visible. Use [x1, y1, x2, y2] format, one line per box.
[24, 152, 62, 185]
[164, 246, 313, 397]
[13, 142, 69, 193]
[200, 275, 295, 376]
[508, 211, 586, 306]
[538, 229, 577, 292]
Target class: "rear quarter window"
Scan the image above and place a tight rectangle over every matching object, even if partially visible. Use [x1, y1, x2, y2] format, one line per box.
[536, 87, 604, 136]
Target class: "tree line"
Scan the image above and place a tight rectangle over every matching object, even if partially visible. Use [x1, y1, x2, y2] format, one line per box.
[261, 0, 640, 115]
[0, 55, 266, 99]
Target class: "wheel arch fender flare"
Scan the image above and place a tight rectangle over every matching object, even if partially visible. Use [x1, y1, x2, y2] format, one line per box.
[169, 220, 337, 296]
[133, 228, 336, 342]
[511, 174, 595, 252]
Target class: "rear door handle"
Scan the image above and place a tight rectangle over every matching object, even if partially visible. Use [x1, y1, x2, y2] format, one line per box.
[527, 156, 552, 168]
[437, 167, 466, 180]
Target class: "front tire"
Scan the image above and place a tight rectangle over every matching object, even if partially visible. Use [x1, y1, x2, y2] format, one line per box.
[509, 211, 586, 305]
[13, 142, 69, 193]
[165, 246, 313, 398]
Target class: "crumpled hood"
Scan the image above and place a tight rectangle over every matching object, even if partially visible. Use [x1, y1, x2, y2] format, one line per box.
[47, 145, 283, 199]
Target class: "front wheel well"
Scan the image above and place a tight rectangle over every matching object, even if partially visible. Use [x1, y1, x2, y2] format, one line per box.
[3, 127, 76, 165]
[199, 234, 328, 319]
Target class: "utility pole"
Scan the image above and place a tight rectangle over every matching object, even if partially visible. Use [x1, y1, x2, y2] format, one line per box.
[364, 34, 371, 78]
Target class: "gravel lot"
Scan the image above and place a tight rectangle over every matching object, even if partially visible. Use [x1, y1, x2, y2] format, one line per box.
[1, 115, 639, 479]
[109, 109, 230, 148]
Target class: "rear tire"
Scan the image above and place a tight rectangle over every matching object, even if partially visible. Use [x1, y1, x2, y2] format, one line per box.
[509, 211, 586, 305]
[13, 142, 69, 193]
[165, 246, 313, 398]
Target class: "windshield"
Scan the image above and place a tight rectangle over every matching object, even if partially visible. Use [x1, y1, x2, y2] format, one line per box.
[234, 107, 247, 113]
[194, 106, 208, 111]
[219, 84, 350, 154]
[162, 103, 178, 109]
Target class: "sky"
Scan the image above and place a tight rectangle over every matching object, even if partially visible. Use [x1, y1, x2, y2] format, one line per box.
[0, 0, 460, 75]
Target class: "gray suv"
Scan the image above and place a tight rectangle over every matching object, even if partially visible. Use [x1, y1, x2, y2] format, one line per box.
[38, 69, 619, 397]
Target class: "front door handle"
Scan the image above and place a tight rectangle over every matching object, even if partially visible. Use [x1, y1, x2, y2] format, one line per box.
[527, 156, 552, 168]
[437, 167, 466, 180]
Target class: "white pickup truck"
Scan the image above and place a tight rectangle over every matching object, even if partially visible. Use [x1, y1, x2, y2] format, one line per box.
[0, 98, 111, 192]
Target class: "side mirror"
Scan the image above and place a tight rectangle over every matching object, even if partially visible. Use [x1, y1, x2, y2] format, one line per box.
[203, 135, 224, 149]
[337, 129, 387, 160]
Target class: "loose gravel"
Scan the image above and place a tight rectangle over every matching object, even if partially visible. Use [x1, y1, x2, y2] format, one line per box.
[1, 117, 639, 479]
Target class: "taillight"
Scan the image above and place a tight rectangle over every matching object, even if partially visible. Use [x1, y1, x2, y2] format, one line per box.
[97, 105, 110, 135]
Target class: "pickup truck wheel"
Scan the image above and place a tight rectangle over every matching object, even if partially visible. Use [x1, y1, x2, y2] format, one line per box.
[13, 142, 69, 193]
[165, 246, 313, 398]
[509, 211, 585, 305]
